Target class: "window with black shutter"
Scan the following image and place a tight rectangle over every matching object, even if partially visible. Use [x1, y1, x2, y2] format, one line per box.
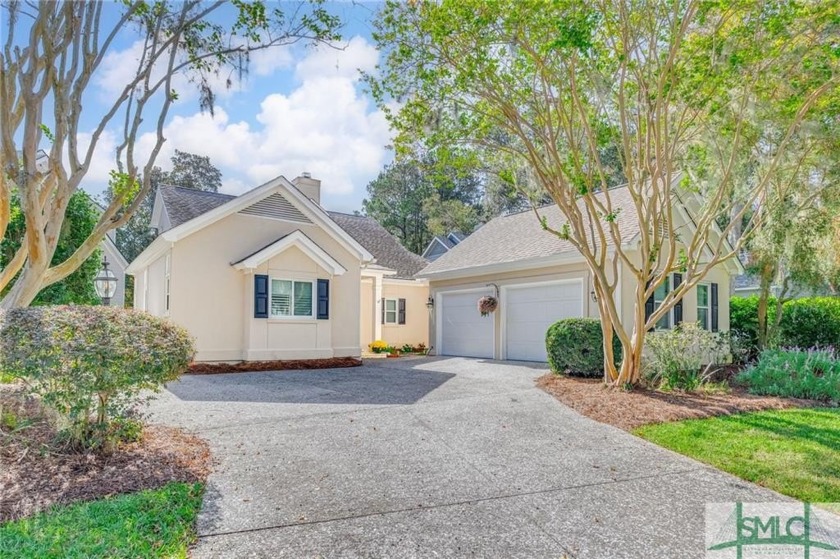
[254, 274, 269, 318]
[317, 279, 329, 320]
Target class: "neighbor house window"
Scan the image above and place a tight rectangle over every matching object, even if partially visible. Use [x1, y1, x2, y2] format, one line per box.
[653, 276, 671, 330]
[164, 255, 171, 312]
[697, 284, 710, 330]
[270, 279, 314, 318]
[384, 298, 398, 324]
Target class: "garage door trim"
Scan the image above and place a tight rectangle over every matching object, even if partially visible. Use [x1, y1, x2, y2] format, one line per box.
[435, 286, 496, 358]
[500, 278, 585, 361]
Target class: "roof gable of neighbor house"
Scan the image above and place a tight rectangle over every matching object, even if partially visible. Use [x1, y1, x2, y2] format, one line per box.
[328, 212, 428, 279]
[420, 186, 641, 276]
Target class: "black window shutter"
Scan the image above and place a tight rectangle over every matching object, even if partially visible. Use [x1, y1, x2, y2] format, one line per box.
[672, 273, 683, 325]
[381, 300, 385, 324]
[711, 282, 719, 332]
[254, 274, 269, 318]
[317, 279, 329, 320]
[644, 280, 655, 324]
[398, 298, 406, 325]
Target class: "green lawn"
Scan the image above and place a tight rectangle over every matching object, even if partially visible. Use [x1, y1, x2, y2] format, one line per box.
[0, 482, 204, 559]
[635, 408, 840, 503]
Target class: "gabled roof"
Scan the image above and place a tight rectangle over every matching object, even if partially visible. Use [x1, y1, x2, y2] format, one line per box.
[232, 230, 347, 275]
[127, 176, 374, 274]
[420, 186, 640, 277]
[157, 186, 235, 229]
[328, 212, 428, 279]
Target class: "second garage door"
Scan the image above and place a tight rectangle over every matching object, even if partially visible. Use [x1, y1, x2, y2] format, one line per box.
[504, 281, 583, 362]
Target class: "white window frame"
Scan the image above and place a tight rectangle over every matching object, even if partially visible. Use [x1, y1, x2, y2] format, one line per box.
[653, 275, 673, 330]
[384, 298, 398, 324]
[269, 278, 316, 319]
[164, 255, 171, 313]
[696, 283, 711, 330]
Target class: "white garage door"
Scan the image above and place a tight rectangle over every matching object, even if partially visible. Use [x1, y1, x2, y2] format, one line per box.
[439, 290, 494, 358]
[504, 281, 583, 362]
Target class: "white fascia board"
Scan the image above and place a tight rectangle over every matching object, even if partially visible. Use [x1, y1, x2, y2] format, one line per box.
[418, 252, 590, 282]
[361, 265, 398, 278]
[233, 230, 347, 276]
[383, 277, 429, 286]
[125, 235, 172, 275]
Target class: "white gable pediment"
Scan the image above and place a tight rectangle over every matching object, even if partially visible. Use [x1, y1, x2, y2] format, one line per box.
[232, 230, 347, 276]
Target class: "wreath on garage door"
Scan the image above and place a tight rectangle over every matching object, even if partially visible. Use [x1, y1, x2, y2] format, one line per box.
[477, 295, 498, 317]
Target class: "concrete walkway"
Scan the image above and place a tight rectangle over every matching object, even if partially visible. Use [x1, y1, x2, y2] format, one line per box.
[149, 357, 781, 558]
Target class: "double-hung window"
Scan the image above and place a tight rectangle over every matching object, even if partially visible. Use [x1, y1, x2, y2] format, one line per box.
[653, 276, 671, 330]
[270, 279, 314, 318]
[384, 299, 398, 324]
[697, 284, 710, 330]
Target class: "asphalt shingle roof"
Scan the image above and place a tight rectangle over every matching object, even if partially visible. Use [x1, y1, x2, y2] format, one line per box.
[158, 186, 235, 229]
[156, 185, 428, 278]
[419, 186, 640, 276]
[328, 212, 428, 279]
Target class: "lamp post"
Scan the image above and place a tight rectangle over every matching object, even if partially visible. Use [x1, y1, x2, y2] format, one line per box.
[93, 256, 118, 306]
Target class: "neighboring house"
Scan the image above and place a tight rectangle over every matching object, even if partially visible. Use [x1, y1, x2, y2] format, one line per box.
[126, 175, 429, 362]
[417, 185, 743, 362]
[101, 231, 128, 307]
[422, 231, 467, 261]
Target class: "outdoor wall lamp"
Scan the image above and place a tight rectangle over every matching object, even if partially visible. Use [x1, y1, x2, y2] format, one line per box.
[590, 290, 598, 302]
[426, 296, 435, 309]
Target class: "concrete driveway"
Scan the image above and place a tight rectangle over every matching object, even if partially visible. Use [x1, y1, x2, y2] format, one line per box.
[149, 357, 780, 558]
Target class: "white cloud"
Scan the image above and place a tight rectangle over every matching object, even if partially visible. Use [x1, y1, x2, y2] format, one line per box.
[126, 36, 391, 203]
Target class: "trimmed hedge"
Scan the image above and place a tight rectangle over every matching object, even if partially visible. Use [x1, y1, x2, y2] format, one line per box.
[737, 348, 840, 403]
[0, 306, 194, 448]
[730, 296, 840, 354]
[545, 318, 622, 377]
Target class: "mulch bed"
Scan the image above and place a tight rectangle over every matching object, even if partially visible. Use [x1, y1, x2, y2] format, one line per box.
[536, 373, 808, 431]
[0, 386, 212, 523]
[188, 356, 362, 374]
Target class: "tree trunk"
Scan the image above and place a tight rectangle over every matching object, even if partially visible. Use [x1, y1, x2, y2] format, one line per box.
[0, 263, 48, 310]
[756, 263, 774, 349]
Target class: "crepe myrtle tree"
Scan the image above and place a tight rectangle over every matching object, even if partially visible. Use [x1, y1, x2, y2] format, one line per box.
[368, 0, 839, 384]
[0, 0, 340, 308]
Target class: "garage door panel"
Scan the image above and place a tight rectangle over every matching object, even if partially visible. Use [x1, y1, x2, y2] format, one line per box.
[440, 290, 494, 359]
[504, 282, 583, 362]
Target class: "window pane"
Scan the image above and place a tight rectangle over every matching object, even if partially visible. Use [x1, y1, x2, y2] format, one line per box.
[385, 299, 397, 311]
[698, 308, 709, 330]
[271, 280, 292, 316]
[654, 277, 669, 303]
[656, 311, 670, 330]
[697, 285, 708, 307]
[294, 281, 313, 316]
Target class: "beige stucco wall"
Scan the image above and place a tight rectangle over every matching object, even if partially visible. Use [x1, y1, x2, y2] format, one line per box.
[380, 280, 430, 349]
[359, 278, 430, 351]
[139, 251, 169, 317]
[154, 212, 361, 361]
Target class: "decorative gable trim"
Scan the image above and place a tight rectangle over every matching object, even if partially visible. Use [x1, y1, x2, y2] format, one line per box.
[422, 237, 450, 259]
[239, 192, 312, 224]
[232, 230, 347, 276]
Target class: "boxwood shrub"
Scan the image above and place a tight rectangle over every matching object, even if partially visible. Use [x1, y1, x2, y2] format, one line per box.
[0, 306, 195, 449]
[737, 348, 840, 403]
[545, 318, 622, 377]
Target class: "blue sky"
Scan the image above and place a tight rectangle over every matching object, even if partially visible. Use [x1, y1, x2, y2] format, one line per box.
[80, 1, 388, 214]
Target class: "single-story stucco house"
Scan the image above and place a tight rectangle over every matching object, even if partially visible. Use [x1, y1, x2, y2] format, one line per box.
[417, 185, 744, 362]
[126, 175, 429, 362]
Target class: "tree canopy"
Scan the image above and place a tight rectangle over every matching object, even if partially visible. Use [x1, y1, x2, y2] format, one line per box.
[369, 0, 839, 383]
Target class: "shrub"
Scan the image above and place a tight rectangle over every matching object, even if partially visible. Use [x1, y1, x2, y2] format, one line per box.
[0, 306, 194, 449]
[546, 318, 622, 378]
[730, 296, 777, 358]
[779, 297, 840, 350]
[644, 322, 729, 391]
[737, 348, 840, 403]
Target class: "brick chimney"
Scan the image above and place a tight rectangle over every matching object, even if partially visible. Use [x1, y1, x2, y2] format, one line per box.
[292, 172, 321, 205]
